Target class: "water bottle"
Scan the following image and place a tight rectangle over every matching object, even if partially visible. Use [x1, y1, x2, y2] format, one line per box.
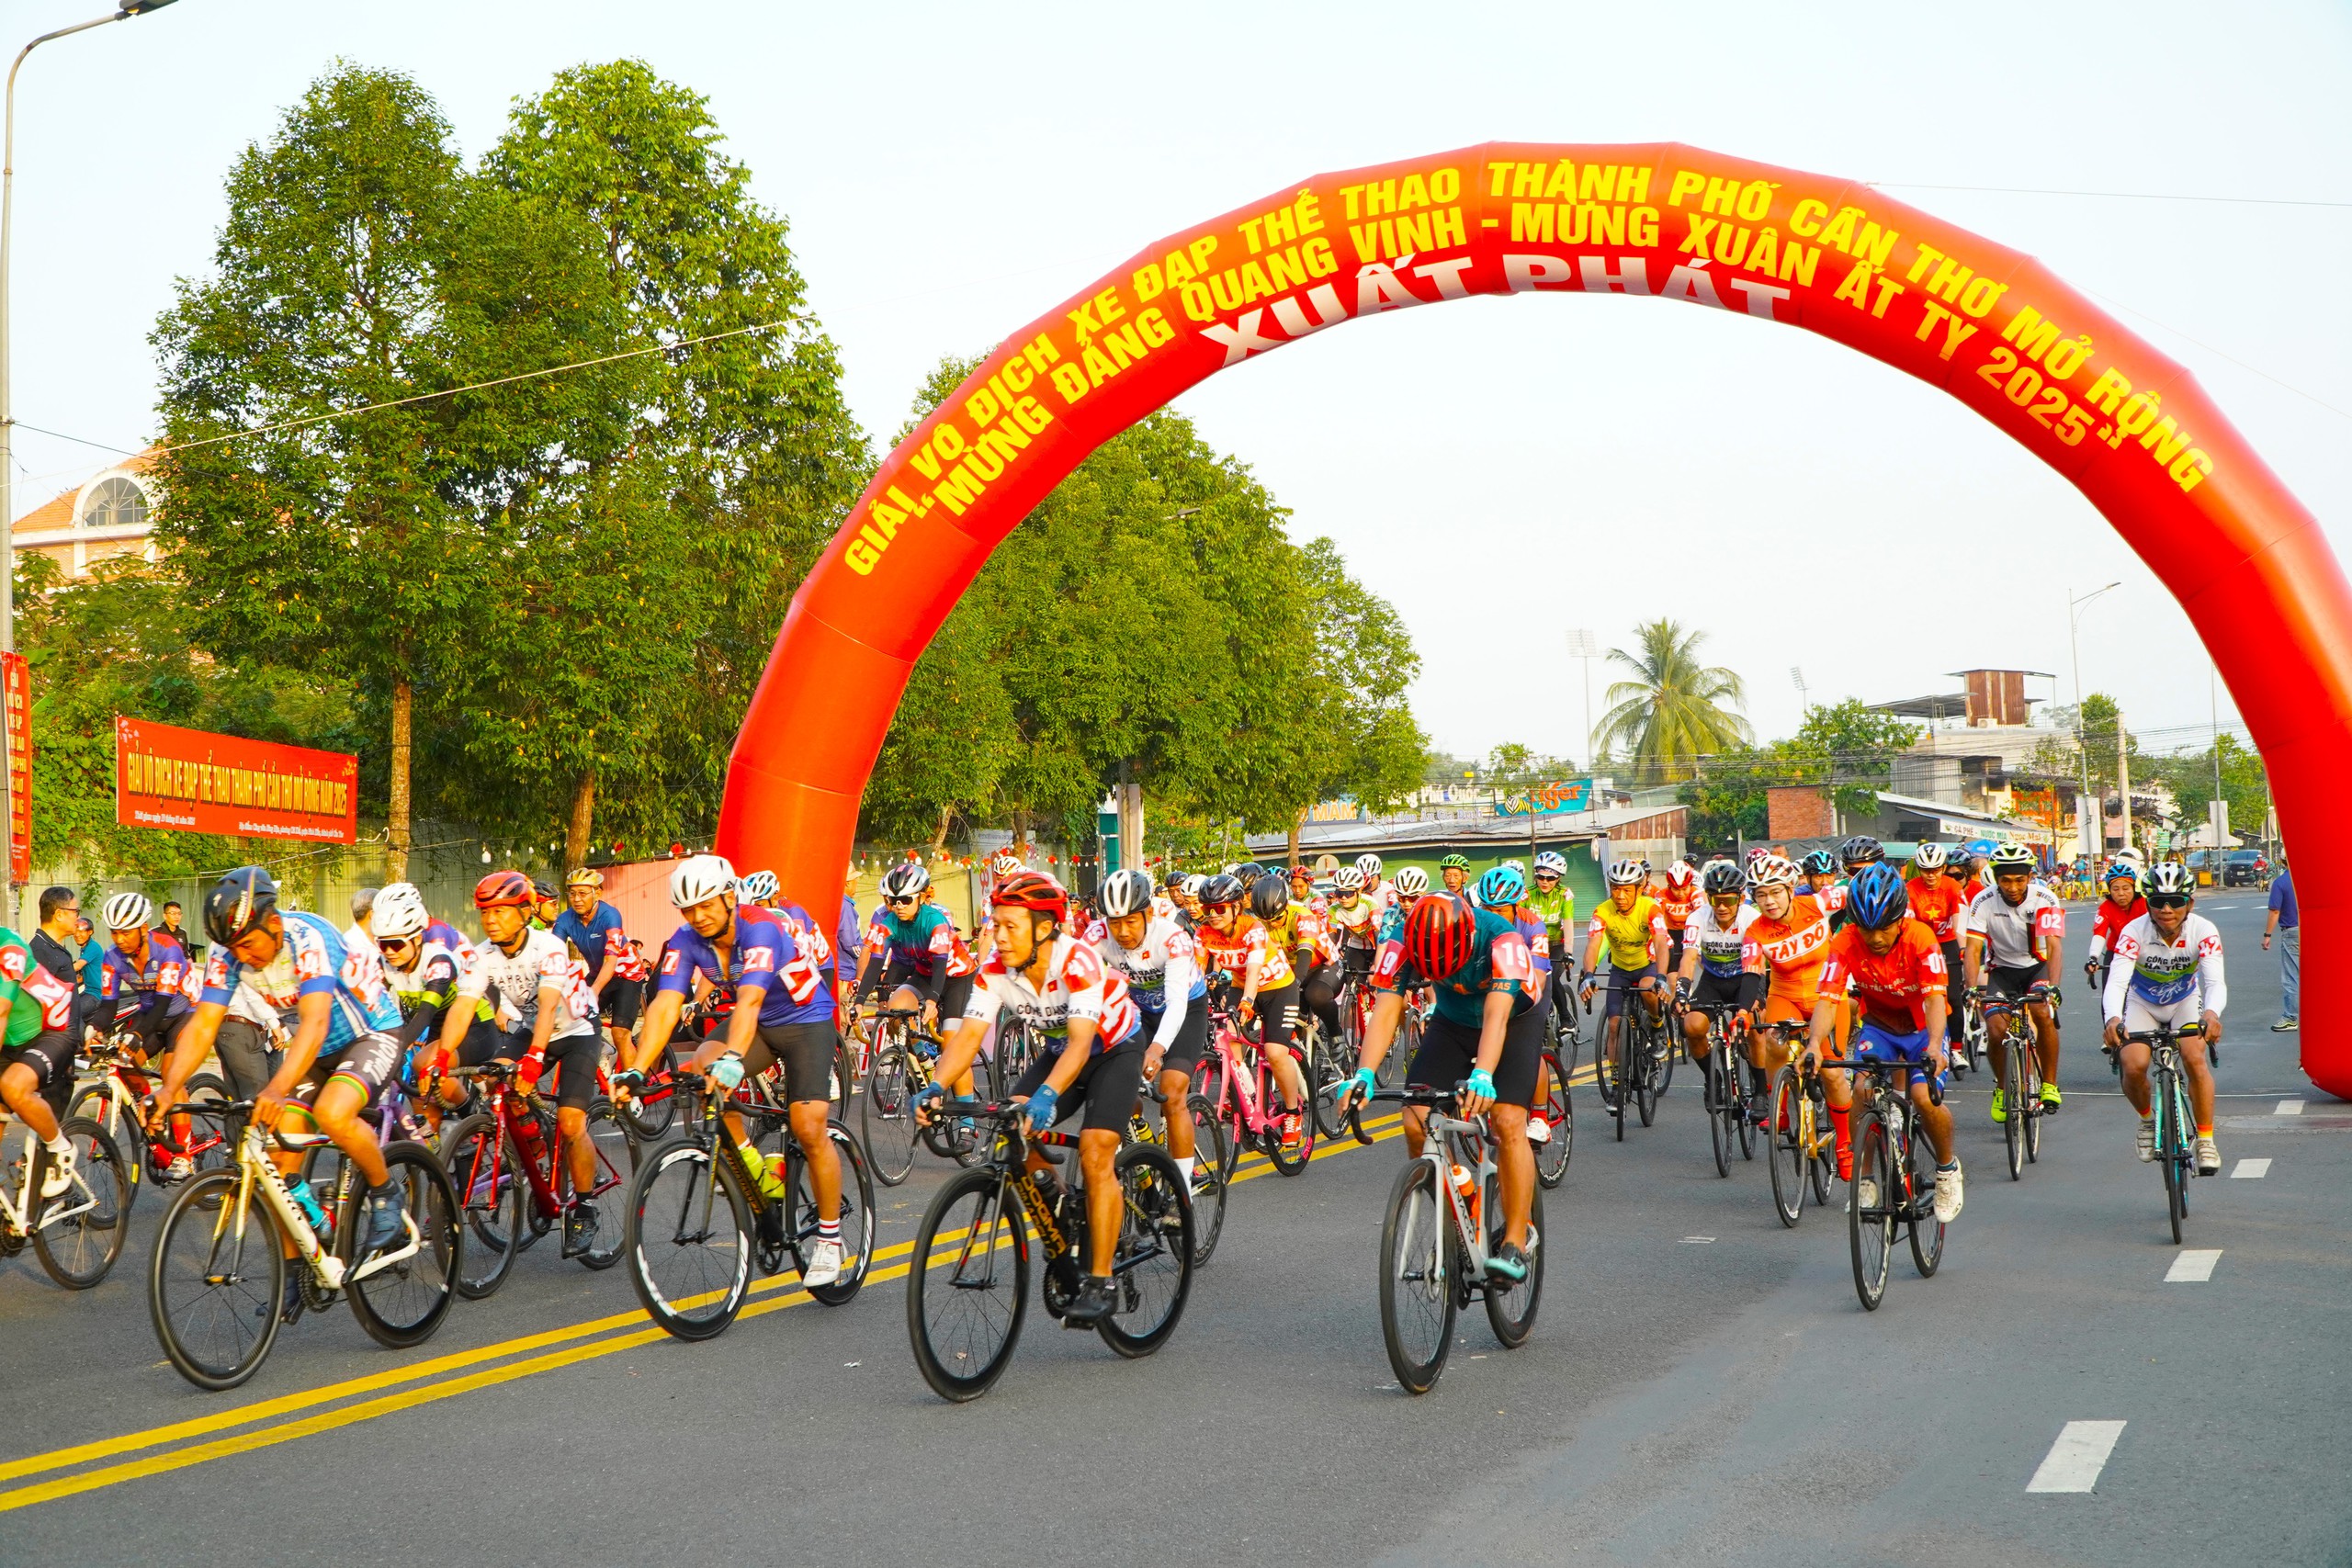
[287, 1177, 329, 1235]
[1450, 1162, 1481, 1231]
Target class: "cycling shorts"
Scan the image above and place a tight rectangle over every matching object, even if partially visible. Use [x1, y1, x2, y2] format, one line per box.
[0, 1029, 74, 1113]
[1602, 964, 1661, 1021]
[880, 961, 973, 1025]
[458, 1022, 604, 1111]
[290, 1030, 402, 1109]
[1142, 1002, 1209, 1078]
[1850, 1019, 1948, 1095]
[1986, 964, 2047, 1006]
[1406, 1005, 1543, 1111]
[1253, 979, 1300, 1053]
[1939, 942, 1964, 992]
[743, 1020, 838, 1108]
[1012, 1037, 1146, 1134]
[1690, 971, 1747, 1010]
[596, 976, 642, 1032]
[2116, 992, 2204, 1038]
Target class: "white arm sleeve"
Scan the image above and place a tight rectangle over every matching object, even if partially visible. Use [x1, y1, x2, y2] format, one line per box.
[2199, 933, 2228, 1018]
[1153, 954, 1197, 1048]
[2101, 930, 2136, 1022]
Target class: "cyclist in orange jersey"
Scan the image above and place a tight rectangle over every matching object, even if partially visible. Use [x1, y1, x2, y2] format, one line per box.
[1905, 843, 1971, 987]
[1744, 853, 1848, 1168]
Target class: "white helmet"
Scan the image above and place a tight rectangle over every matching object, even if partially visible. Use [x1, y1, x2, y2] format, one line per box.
[1605, 857, 1647, 886]
[1391, 865, 1430, 897]
[1532, 851, 1568, 878]
[1355, 853, 1383, 879]
[372, 883, 430, 941]
[1099, 868, 1156, 919]
[669, 853, 738, 909]
[738, 869, 780, 903]
[2116, 845, 2147, 868]
[1333, 866, 1365, 892]
[1746, 854, 1800, 891]
[101, 891, 153, 932]
[878, 863, 930, 901]
[1911, 842, 1948, 872]
[1180, 874, 1207, 897]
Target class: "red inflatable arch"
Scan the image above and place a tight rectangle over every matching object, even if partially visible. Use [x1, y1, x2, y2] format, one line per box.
[718, 141, 2352, 1098]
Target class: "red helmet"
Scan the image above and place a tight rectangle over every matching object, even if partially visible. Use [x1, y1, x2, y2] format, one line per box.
[989, 870, 1069, 924]
[473, 870, 536, 911]
[1403, 893, 1478, 979]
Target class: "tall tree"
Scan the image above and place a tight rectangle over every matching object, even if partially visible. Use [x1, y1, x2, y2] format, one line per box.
[151, 64, 637, 878]
[1594, 619, 1752, 783]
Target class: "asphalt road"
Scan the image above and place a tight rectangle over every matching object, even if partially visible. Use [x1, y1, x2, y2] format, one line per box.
[0, 896, 2342, 1567]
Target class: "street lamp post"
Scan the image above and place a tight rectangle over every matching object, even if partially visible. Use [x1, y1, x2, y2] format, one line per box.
[0, 1, 180, 894]
[2067, 581, 2122, 866]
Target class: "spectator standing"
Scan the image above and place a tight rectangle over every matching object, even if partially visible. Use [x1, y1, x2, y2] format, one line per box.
[345, 886, 379, 957]
[29, 886, 85, 1033]
[154, 897, 195, 956]
[2263, 863, 2298, 1032]
[74, 917, 106, 1017]
[831, 864, 864, 1008]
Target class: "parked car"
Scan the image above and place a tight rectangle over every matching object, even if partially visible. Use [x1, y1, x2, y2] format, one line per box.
[2222, 848, 2271, 887]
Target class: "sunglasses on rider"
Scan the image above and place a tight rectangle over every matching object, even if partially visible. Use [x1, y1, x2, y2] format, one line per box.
[2145, 894, 2191, 910]
[379, 936, 416, 954]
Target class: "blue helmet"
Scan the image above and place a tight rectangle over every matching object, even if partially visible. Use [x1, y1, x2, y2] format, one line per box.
[1847, 862, 1909, 931]
[1476, 864, 1525, 908]
[2102, 861, 2140, 885]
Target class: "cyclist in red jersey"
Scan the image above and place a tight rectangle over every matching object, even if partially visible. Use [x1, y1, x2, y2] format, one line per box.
[1905, 843, 1971, 986]
[1805, 863, 1964, 1222]
[2084, 861, 2146, 996]
[1657, 861, 1702, 976]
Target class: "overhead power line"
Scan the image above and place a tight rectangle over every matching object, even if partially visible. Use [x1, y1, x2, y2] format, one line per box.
[1869, 181, 2352, 210]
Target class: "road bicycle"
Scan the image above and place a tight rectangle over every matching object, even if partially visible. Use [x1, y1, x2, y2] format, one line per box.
[905, 1099, 1193, 1402]
[70, 1035, 233, 1203]
[1845, 1060, 1948, 1311]
[1367, 1084, 1544, 1394]
[1531, 1032, 1574, 1190]
[147, 1100, 458, 1390]
[1125, 1081, 1226, 1265]
[1981, 985, 2056, 1180]
[1193, 1002, 1313, 1179]
[1305, 1010, 1362, 1141]
[0, 1107, 129, 1288]
[1764, 1031, 1837, 1226]
[1952, 985, 1988, 1074]
[1690, 999, 1758, 1178]
[1591, 982, 1669, 1139]
[861, 1006, 981, 1185]
[2110, 1021, 2209, 1244]
[438, 1061, 634, 1297]
[623, 1076, 874, 1342]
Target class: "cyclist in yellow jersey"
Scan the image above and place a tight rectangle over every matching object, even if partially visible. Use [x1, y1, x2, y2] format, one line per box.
[1579, 857, 1671, 1092]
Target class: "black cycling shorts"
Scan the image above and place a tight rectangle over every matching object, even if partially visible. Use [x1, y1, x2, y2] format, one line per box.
[1987, 964, 2046, 1004]
[1602, 964, 1663, 1021]
[1690, 971, 1747, 1010]
[0, 1029, 74, 1114]
[879, 961, 974, 1024]
[1254, 979, 1301, 1052]
[1012, 1037, 1147, 1135]
[596, 976, 642, 1032]
[1141, 1000, 1209, 1078]
[1406, 1005, 1543, 1111]
[744, 1020, 836, 1108]
[291, 1031, 402, 1109]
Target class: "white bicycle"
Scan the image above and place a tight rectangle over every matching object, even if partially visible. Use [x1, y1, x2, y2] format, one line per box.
[0, 1107, 130, 1288]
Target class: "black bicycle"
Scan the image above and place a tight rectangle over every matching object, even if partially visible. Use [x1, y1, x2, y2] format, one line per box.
[1591, 979, 1668, 1139]
[905, 1099, 1193, 1402]
[1532, 1031, 1574, 1190]
[2111, 1021, 2209, 1244]
[1690, 999, 1758, 1177]
[1843, 1058, 1947, 1311]
[1981, 984, 2058, 1180]
[623, 1077, 875, 1341]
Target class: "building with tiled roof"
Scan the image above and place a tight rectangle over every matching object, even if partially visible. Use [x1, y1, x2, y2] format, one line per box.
[13, 447, 158, 579]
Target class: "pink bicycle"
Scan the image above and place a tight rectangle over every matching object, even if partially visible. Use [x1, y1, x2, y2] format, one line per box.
[1193, 1000, 1314, 1180]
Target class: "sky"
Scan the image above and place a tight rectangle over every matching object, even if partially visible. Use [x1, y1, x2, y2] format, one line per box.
[9, 0, 2347, 771]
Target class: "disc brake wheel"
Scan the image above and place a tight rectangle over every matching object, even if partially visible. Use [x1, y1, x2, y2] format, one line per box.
[906, 1168, 1028, 1402]
[1096, 1145, 1193, 1358]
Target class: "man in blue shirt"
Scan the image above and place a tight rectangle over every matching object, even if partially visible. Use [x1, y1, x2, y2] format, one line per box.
[2263, 862, 2297, 1031]
[554, 868, 639, 1057]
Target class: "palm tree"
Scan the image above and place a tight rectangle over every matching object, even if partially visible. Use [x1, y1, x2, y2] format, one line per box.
[1593, 619, 1752, 783]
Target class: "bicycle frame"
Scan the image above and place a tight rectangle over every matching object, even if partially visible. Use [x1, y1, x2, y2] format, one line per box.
[208, 1111, 422, 1293]
[1385, 1088, 1501, 1280]
[453, 1066, 623, 1224]
[1204, 1012, 1289, 1140]
[0, 1117, 105, 1240]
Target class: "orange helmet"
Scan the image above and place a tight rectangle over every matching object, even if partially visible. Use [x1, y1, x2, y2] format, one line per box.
[473, 870, 536, 911]
[989, 870, 1069, 924]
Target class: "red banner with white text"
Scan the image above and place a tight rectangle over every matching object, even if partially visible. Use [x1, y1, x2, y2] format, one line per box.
[5, 653, 28, 883]
[114, 716, 357, 845]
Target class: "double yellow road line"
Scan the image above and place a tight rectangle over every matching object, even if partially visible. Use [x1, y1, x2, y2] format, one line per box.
[0, 1110, 1410, 1513]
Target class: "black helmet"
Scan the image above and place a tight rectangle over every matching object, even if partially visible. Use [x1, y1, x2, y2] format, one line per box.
[1838, 835, 1885, 868]
[1799, 849, 1838, 876]
[1249, 874, 1288, 921]
[204, 865, 281, 947]
[1700, 858, 1745, 896]
[1234, 862, 1267, 886]
[1199, 874, 1246, 908]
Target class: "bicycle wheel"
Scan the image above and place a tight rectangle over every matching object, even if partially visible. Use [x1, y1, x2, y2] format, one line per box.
[1737, 1061, 1761, 1160]
[1808, 1111, 1835, 1209]
[829, 1037, 854, 1124]
[861, 1041, 920, 1186]
[339, 1142, 458, 1349]
[1652, 1029, 1676, 1098]
[148, 1168, 285, 1391]
[907, 1167, 1029, 1402]
[33, 1119, 130, 1288]
[1097, 1145, 1193, 1358]
[1634, 1027, 1659, 1129]
[1378, 1158, 1456, 1394]
[1308, 1032, 1351, 1141]
[181, 1073, 237, 1179]
[69, 1087, 143, 1205]
[1706, 1055, 1733, 1179]
[2002, 1043, 2025, 1180]
[1482, 1175, 1544, 1348]
[1182, 1093, 1227, 1265]
[1604, 1042, 1627, 1142]
[626, 1138, 753, 1340]
[1768, 1069, 1804, 1228]
[790, 1124, 876, 1304]
[439, 1113, 523, 1299]
[1534, 1048, 1571, 1190]
[2157, 1070, 2187, 1245]
[560, 1098, 635, 1270]
[1265, 1087, 1314, 1177]
[1907, 1122, 1945, 1278]
[616, 1052, 679, 1142]
[2022, 1051, 2044, 1165]
[1848, 1108, 1894, 1312]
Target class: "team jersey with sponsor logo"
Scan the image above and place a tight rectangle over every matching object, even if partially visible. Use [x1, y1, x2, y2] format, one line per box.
[1372, 906, 1537, 1030]
[865, 901, 977, 979]
[1905, 876, 1971, 945]
[100, 932, 192, 1025]
[2102, 912, 2226, 1018]
[1093, 912, 1205, 1016]
[1967, 884, 2064, 971]
[1817, 919, 1950, 1032]
[1589, 896, 1668, 972]
[1748, 894, 1834, 1008]
[1682, 901, 1760, 979]
[963, 934, 1140, 1055]
[0, 929, 77, 1043]
[657, 906, 833, 1029]
[2087, 894, 2148, 964]
[199, 910, 401, 1049]
[1194, 913, 1296, 992]
[455, 927, 602, 1041]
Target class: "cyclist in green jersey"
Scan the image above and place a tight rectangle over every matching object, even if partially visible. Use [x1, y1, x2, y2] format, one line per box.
[1525, 851, 1577, 1017]
[0, 926, 85, 1198]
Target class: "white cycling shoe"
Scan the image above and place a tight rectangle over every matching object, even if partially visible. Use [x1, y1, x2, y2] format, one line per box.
[2135, 1120, 2156, 1162]
[1933, 1161, 1964, 1224]
[2195, 1135, 2221, 1176]
[801, 1238, 843, 1288]
[38, 1146, 75, 1200]
[1525, 1117, 1551, 1145]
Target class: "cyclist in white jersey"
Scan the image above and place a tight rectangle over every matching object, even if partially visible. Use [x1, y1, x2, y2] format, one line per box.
[2101, 863, 2226, 1171]
[1675, 859, 1764, 1089]
[1094, 869, 1209, 1188]
[1964, 843, 2065, 1122]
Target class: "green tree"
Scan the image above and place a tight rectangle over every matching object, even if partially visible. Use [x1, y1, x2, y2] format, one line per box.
[481, 61, 870, 863]
[1675, 700, 1920, 850]
[1594, 619, 1751, 783]
[152, 63, 639, 879]
[2155, 734, 2269, 848]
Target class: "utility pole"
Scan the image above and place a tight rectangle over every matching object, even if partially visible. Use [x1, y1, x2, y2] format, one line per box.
[2068, 582, 2121, 867]
[1566, 629, 1598, 782]
[2113, 705, 2131, 861]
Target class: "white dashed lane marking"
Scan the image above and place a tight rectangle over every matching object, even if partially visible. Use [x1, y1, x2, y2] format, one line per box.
[2165, 1248, 2222, 1282]
[2231, 1158, 2271, 1179]
[2275, 1099, 2306, 1115]
[2028, 1421, 2128, 1493]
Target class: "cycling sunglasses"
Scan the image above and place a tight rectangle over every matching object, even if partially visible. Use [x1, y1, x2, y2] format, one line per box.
[886, 894, 920, 908]
[379, 935, 417, 954]
[2145, 893, 2191, 910]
